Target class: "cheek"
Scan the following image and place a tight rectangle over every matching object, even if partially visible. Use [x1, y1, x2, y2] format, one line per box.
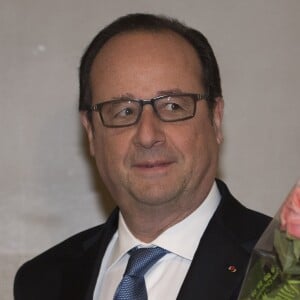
[173, 120, 217, 157]
[183, 123, 218, 174]
[93, 131, 131, 175]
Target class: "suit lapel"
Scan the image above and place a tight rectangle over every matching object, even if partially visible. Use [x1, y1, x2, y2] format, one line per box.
[177, 181, 254, 300]
[176, 211, 249, 300]
[59, 209, 119, 300]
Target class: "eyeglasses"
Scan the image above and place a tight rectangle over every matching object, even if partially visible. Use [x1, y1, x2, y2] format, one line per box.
[80, 93, 208, 128]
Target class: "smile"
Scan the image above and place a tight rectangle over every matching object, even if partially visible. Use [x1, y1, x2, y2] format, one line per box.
[132, 161, 175, 174]
[137, 162, 172, 168]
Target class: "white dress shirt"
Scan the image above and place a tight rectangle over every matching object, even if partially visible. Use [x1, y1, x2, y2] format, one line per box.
[93, 182, 221, 300]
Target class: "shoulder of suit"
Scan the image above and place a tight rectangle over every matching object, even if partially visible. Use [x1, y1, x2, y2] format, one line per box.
[16, 223, 104, 271]
[14, 207, 120, 280]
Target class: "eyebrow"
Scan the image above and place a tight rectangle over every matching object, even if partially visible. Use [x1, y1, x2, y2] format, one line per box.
[156, 88, 184, 96]
[110, 89, 185, 101]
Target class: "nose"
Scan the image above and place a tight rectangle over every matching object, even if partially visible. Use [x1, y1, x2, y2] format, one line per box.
[133, 105, 166, 149]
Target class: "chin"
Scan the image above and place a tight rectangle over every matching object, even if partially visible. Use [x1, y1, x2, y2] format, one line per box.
[130, 186, 184, 208]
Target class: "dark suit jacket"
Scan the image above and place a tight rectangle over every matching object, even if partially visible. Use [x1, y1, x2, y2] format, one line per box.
[14, 180, 271, 300]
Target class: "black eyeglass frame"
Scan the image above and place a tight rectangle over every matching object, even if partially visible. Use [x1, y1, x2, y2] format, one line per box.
[80, 93, 209, 128]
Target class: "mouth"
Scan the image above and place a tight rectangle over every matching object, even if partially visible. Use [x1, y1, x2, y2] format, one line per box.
[135, 161, 173, 168]
[132, 160, 175, 174]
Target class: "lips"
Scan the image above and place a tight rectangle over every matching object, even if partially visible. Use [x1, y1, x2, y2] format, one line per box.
[129, 150, 177, 174]
[132, 161, 174, 171]
[133, 161, 174, 169]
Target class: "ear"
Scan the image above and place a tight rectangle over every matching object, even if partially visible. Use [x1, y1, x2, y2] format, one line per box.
[212, 97, 224, 144]
[80, 112, 95, 156]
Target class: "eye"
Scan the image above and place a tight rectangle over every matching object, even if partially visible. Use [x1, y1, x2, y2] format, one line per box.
[111, 101, 139, 120]
[165, 102, 182, 111]
[160, 96, 188, 113]
[115, 107, 134, 117]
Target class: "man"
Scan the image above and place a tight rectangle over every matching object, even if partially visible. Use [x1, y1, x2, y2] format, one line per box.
[14, 13, 270, 299]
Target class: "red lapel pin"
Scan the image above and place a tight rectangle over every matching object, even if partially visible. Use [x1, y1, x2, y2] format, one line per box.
[228, 265, 237, 273]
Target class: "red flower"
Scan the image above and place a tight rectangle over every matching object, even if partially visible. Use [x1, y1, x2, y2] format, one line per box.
[280, 180, 300, 238]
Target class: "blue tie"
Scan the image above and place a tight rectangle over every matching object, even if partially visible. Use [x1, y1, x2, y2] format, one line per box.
[113, 246, 168, 300]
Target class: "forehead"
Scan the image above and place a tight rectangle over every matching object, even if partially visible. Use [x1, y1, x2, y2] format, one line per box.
[90, 30, 203, 99]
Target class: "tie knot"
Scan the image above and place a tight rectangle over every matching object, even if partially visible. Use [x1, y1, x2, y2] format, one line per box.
[126, 246, 168, 277]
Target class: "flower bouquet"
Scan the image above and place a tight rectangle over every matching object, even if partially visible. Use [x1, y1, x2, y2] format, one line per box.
[238, 181, 300, 300]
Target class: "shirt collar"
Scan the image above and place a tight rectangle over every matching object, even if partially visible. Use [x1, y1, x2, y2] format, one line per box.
[108, 181, 221, 266]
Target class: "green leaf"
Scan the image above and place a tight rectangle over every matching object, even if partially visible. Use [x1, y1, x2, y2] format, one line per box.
[274, 230, 300, 274]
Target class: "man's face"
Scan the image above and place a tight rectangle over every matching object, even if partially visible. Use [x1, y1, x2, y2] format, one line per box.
[81, 30, 223, 216]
